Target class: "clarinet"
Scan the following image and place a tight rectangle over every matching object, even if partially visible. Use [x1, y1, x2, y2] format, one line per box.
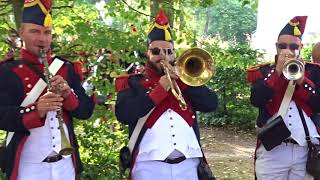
[40, 48, 74, 155]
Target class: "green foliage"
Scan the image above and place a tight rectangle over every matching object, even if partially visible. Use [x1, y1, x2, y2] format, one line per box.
[206, 0, 257, 43]
[198, 41, 262, 129]
[301, 42, 313, 61]
[238, 0, 259, 10]
[76, 106, 128, 180]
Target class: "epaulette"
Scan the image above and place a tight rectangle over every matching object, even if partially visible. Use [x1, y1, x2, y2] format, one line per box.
[114, 73, 142, 92]
[53, 56, 84, 80]
[72, 61, 84, 81]
[305, 62, 320, 69]
[246, 63, 270, 83]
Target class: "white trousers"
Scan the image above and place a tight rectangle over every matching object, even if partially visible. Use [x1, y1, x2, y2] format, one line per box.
[132, 158, 199, 180]
[17, 156, 75, 180]
[255, 143, 314, 180]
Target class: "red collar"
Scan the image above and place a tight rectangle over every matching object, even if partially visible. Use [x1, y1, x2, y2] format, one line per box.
[20, 48, 52, 64]
[144, 66, 162, 82]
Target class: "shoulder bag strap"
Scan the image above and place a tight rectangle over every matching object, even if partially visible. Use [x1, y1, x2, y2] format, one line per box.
[297, 107, 312, 148]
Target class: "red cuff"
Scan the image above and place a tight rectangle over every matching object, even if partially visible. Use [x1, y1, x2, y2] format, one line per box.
[63, 92, 79, 111]
[22, 111, 44, 129]
[148, 84, 168, 105]
[265, 70, 288, 92]
[295, 77, 316, 102]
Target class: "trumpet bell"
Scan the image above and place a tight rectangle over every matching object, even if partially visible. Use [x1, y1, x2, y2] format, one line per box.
[283, 59, 304, 81]
[176, 48, 214, 86]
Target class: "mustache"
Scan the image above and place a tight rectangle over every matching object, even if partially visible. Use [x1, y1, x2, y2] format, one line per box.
[152, 57, 175, 65]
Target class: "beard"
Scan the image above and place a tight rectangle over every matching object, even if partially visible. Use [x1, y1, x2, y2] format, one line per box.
[147, 54, 175, 75]
[147, 59, 164, 75]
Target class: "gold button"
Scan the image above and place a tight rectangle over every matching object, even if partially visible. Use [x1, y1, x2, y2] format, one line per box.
[24, 77, 30, 81]
[18, 65, 23, 68]
[27, 84, 32, 88]
[25, 108, 30, 112]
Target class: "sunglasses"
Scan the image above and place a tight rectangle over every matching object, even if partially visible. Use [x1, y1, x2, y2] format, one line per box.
[149, 48, 174, 55]
[276, 43, 300, 50]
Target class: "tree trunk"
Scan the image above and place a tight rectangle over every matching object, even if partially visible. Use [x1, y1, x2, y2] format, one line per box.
[11, 0, 24, 30]
[177, 0, 184, 30]
[150, 0, 174, 27]
[203, 8, 210, 36]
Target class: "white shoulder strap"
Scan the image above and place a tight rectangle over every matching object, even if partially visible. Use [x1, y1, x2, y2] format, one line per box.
[276, 80, 296, 118]
[6, 58, 64, 146]
[128, 108, 155, 153]
[20, 58, 64, 107]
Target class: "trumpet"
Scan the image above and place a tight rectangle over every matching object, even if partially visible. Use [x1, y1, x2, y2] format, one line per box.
[40, 48, 74, 155]
[161, 48, 214, 110]
[283, 59, 305, 81]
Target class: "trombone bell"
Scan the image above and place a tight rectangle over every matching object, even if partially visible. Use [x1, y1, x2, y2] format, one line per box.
[176, 48, 214, 86]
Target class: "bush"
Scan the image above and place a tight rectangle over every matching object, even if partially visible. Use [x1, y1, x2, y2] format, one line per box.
[198, 42, 261, 129]
[76, 105, 128, 180]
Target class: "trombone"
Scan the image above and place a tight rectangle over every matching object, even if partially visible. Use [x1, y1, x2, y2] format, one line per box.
[160, 48, 214, 110]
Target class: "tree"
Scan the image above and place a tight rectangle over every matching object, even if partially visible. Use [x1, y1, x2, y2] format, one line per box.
[206, 0, 257, 43]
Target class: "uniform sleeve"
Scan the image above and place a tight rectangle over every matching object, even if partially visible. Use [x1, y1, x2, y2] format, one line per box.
[66, 63, 94, 119]
[115, 76, 159, 125]
[250, 67, 288, 108]
[0, 66, 40, 132]
[184, 85, 218, 112]
[300, 66, 320, 113]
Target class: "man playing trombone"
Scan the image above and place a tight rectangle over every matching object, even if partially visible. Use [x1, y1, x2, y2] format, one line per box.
[0, 0, 94, 179]
[247, 16, 320, 180]
[115, 10, 218, 180]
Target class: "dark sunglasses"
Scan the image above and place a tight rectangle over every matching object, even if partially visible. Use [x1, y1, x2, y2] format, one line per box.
[149, 48, 174, 55]
[276, 43, 300, 50]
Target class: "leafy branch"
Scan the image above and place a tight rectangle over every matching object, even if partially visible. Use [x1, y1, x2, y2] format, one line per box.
[121, 0, 153, 18]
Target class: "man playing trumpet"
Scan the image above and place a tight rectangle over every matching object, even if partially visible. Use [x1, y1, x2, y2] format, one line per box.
[0, 0, 94, 179]
[247, 16, 320, 180]
[115, 10, 218, 180]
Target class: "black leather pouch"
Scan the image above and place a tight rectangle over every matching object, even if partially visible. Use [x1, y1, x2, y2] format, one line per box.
[306, 143, 320, 179]
[257, 116, 291, 151]
[119, 146, 131, 172]
[197, 158, 216, 180]
[0, 140, 6, 172]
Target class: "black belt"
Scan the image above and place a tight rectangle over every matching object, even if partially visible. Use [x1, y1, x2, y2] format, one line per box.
[43, 154, 63, 163]
[283, 138, 298, 144]
[161, 156, 186, 164]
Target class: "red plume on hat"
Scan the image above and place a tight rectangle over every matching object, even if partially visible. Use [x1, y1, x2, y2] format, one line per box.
[41, 0, 51, 10]
[147, 9, 173, 45]
[155, 9, 169, 26]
